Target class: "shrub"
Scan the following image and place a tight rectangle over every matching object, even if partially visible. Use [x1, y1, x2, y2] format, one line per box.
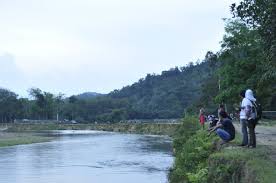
[169, 124, 219, 183]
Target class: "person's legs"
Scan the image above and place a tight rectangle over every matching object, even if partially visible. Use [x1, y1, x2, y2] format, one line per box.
[248, 120, 256, 148]
[216, 128, 231, 142]
[240, 119, 248, 145]
[201, 123, 205, 130]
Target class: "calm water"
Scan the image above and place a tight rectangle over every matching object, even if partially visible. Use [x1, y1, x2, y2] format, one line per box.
[0, 131, 173, 183]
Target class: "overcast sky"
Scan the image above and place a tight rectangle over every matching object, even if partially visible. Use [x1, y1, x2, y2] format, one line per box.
[0, 0, 239, 97]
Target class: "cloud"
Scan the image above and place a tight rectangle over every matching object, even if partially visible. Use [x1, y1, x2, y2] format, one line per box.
[0, 0, 239, 96]
[0, 53, 26, 93]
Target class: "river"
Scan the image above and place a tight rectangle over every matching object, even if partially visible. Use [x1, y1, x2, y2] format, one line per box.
[0, 130, 173, 183]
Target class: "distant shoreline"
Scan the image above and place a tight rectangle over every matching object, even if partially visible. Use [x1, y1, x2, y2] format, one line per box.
[0, 132, 54, 148]
[0, 123, 180, 148]
[5, 122, 180, 135]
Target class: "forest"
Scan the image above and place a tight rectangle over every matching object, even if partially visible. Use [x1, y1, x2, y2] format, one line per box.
[0, 0, 275, 123]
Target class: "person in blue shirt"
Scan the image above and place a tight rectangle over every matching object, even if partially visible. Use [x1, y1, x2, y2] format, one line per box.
[209, 111, 235, 143]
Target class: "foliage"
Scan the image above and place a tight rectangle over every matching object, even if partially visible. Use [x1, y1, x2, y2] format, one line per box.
[169, 116, 219, 183]
[208, 146, 276, 183]
[172, 116, 200, 153]
[0, 60, 217, 123]
[170, 116, 276, 183]
[227, 0, 276, 109]
[109, 63, 215, 119]
[0, 88, 20, 122]
[215, 20, 265, 104]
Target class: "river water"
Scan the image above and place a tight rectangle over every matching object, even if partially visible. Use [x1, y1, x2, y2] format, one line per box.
[0, 131, 173, 183]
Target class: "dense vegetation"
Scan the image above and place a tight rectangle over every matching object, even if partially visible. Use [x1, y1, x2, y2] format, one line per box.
[169, 116, 276, 183]
[169, 2, 276, 182]
[0, 61, 217, 122]
[217, 0, 276, 108]
[0, 0, 275, 123]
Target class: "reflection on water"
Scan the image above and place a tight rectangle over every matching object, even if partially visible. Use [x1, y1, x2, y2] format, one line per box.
[0, 131, 173, 183]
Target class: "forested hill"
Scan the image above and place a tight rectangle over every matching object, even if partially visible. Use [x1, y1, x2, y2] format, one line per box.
[0, 59, 218, 123]
[60, 59, 218, 122]
[108, 60, 216, 119]
[76, 92, 104, 99]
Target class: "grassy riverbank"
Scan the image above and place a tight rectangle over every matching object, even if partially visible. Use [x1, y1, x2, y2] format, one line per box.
[5, 123, 180, 136]
[0, 132, 53, 148]
[169, 116, 276, 183]
[0, 122, 179, 148]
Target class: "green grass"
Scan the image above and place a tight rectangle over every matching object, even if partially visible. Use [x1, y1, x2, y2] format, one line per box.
[169, 116, 276, 183]
[6, 123, 180, 136]
[209, 145, 276, 183]
[0, 133, 54, 147]
[207, 128, 276, 183]
[0, 122, 179, 149]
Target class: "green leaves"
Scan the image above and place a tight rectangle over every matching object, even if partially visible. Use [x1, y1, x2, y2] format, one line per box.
[169, 120, 219, 183]
[216, 20, 266, 104]
[0, 88, 20, 122]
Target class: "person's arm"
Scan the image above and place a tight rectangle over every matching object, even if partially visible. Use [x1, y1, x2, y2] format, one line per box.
[245, 105, 252, 119]
[209, 122, 223, 133]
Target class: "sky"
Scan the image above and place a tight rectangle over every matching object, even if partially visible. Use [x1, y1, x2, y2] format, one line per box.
[0, 0, 239, 97]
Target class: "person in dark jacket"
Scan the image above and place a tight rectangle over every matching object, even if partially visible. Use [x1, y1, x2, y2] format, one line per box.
[209, 111, 235, 143]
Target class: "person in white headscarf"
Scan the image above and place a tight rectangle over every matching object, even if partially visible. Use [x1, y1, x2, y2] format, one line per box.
[245, 89, 256, 101]
[239, 89, 257, 148]
[245, 89, 257, 148]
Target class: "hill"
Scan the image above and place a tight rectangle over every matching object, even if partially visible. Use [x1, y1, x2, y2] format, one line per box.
[107, 60, 217, 119]
[76, 92, 104, 99]
[0, 58, 219, 123]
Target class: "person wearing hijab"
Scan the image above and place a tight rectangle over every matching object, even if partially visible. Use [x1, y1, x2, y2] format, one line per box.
[239, 89, 257, 148]
[245, 89, 257, 148]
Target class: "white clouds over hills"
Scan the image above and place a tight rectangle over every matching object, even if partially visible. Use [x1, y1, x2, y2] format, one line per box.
[0, 0, 239, 96]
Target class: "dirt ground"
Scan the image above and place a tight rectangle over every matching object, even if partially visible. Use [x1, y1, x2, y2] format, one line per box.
[234, 123, 276, 146]
[234, 122, 276, 160]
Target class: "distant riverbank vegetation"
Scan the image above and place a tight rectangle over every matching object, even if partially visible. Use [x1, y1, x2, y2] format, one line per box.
[1, 0, 275, 123]
[6, 123, 179, 136]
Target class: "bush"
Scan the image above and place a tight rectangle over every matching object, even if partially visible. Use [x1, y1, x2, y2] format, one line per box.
[173, 116, 200, 154]
[169, 122, 219, 183]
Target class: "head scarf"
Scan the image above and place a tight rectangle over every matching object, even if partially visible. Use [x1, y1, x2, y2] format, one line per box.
[245, 89, 256, 102]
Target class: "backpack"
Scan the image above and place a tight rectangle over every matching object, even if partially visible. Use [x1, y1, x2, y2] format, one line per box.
[250, 100, 262, 122]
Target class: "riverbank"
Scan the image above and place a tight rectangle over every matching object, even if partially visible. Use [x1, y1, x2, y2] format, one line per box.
[0, 122, 179, 149]
[0, 132, 54, 148]
[169, 116, 276, 183]
[4, 122, 180, 136]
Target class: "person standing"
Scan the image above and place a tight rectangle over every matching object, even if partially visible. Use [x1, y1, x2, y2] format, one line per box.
[239, 90, 248, 146]
[199, 108, 206, 129]
[245, 89, 257, 148]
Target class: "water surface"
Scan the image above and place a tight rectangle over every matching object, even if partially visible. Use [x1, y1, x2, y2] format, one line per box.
[0, 131, 173, 183]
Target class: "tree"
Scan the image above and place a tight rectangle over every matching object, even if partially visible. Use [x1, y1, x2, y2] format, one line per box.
[55, 93, 65, 121]
[0, 88, 20, 122]
[215, 20, 265, 105]
[29, 88, 46, 119]
[28, 88, 61, 120]
[230, 0, 276, 108]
